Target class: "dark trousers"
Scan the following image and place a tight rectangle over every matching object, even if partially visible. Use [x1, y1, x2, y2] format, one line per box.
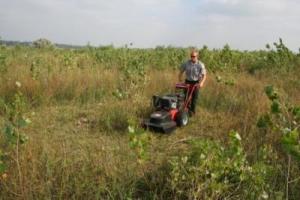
[185, 80, 199, 114]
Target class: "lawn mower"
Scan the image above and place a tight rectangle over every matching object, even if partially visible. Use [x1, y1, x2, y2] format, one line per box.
[142, 83, 198, 133]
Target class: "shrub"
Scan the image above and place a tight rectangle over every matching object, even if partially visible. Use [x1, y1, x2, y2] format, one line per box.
[33, 38, 53, 49]
[168, 131, 274, 199]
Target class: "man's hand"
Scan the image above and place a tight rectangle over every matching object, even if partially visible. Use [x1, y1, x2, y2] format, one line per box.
[198, 73, 207, 88]
[178, 71, 184, 82]
[199, 82, 204, 88]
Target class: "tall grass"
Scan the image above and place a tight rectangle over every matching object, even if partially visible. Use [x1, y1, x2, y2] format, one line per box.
[0, 43, 300, 199]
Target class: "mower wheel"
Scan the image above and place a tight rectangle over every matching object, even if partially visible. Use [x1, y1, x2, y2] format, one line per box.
[176, 111, 189, 126]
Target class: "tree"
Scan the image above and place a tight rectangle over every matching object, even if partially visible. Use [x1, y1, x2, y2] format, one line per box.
[33, 38, 53, 48]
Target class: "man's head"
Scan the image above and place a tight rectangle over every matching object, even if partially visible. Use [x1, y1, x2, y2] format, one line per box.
[190, 50, 198, 63]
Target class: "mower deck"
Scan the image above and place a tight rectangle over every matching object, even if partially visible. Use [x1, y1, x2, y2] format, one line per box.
[143, 119, 177, 133]
[143, 110, 177, 133]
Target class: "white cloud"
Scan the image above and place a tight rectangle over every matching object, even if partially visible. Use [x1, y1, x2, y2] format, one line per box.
[189, 0, 300, 50]
[0, 0, 299, 50]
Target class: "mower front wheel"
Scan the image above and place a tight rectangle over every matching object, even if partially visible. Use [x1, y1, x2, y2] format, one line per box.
[176, 111, 189, 127]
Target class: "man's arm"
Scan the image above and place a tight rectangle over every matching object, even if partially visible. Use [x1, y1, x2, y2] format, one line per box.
[178, 70, 184, 82]
[178, 62, 185, 82]
[199, 73, 207, 88]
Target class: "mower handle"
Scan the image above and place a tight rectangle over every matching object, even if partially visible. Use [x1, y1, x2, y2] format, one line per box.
[175, 83, 199, 90]
[175, 83, 199, 111]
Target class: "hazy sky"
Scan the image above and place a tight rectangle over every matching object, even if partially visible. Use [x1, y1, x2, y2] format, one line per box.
[0, 0, 299, 50]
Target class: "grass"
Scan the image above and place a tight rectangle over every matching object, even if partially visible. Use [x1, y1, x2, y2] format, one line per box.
[0, 45, 300, 199]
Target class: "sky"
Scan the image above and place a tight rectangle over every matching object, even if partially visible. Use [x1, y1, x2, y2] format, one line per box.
[0, 0, 300, 51]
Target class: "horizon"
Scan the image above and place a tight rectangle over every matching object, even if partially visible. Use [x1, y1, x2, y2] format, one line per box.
[1, 37, 297, 52]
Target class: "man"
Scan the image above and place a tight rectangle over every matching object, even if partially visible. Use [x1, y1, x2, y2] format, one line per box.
[178, 50, 207, 116]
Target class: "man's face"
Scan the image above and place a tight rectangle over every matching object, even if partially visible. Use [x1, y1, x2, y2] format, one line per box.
[191, 52, 198, 63]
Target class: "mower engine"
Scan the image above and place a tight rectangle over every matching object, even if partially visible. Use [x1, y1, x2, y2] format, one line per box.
[153, 95, 180, 110]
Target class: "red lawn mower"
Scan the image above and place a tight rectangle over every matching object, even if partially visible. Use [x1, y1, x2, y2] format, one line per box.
[143, 83, 198, 133]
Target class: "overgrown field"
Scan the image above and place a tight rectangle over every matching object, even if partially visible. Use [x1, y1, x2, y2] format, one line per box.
[0, 40, 300, 199]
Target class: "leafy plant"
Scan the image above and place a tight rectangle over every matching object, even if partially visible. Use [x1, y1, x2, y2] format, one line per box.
[168, 131, 273, 199]
[128, 122, 151, 163]
[260, 85, 300, 160]
[1, 82, 30, 187]
[30, 58, 41, 80]
[0, 53, 7, 73]
[281, 129, 300, 160]
[0, 150, 5, 174]
[257, 85, 300, 199]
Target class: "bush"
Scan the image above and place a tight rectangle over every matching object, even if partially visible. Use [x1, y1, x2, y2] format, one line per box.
[168, 131, 274, 199]
[33, 38, 53, 49]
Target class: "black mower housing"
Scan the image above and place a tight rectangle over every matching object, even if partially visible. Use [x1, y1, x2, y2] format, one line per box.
[143, 88, 188, 133]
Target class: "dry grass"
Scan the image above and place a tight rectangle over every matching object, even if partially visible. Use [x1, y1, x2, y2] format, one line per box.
[0, 49, 300, 199]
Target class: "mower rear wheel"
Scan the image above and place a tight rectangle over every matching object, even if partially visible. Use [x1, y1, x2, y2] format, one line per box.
[176, 111, 189, 126]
